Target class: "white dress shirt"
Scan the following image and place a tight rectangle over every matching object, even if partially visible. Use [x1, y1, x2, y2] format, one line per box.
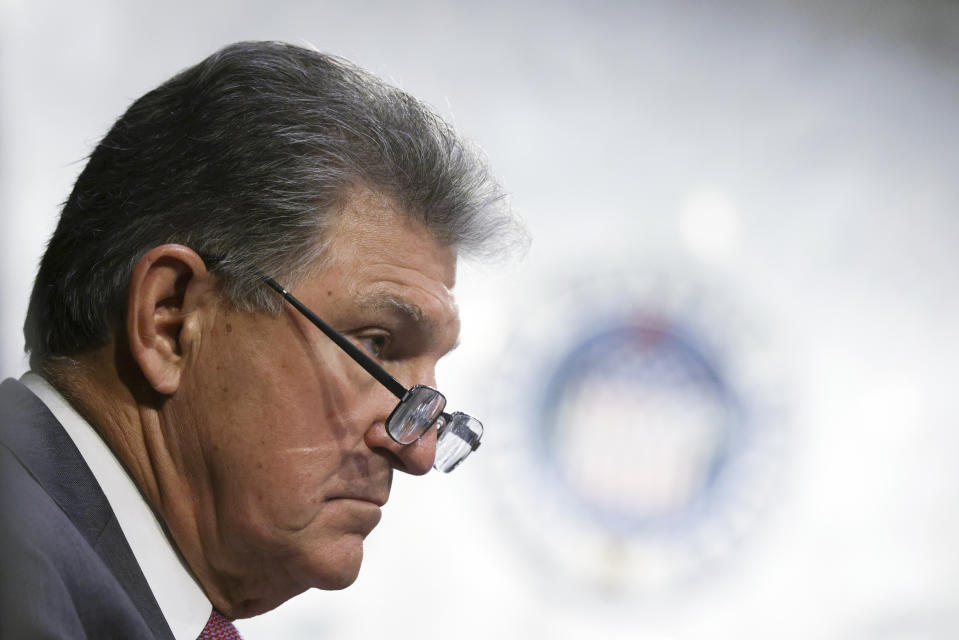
[21, 372, 212, 640]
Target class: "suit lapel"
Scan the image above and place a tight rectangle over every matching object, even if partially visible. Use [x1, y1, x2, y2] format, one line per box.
[0, 378, 174, 639]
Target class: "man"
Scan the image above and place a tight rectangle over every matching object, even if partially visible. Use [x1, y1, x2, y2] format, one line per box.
[0, 41, 518, 638]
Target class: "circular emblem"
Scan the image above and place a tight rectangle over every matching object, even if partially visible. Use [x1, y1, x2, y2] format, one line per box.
[486, 269, 790, 598]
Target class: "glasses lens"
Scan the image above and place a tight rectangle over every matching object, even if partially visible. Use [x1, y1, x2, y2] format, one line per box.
[387, 385, 446, 444]
[433, 412, 484, 473]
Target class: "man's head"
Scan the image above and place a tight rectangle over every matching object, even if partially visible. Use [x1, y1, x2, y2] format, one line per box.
[23, 41, 517, 617]
[24, 40, 511, 369]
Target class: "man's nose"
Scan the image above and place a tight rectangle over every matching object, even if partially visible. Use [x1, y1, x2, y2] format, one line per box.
[366, 418, 437, 476]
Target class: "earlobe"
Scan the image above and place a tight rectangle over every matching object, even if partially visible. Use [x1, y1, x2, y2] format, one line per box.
[126, 245, 212, 395]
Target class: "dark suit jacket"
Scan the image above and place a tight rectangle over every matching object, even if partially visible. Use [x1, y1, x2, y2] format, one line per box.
[0, 378, 175, 639]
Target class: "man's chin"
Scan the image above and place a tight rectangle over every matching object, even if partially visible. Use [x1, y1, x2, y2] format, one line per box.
[298, 537, 365, 591]
[317, 570, 361, 591]
[222, 556, 362, 620]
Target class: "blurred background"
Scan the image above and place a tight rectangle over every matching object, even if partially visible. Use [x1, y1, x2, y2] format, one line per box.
[2, 1, 958, 638]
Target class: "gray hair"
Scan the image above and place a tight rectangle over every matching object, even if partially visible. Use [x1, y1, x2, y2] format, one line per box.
[24, 41, 520, 369]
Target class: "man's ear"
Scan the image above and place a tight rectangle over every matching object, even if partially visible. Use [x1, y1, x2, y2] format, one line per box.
[126, 245, 213, 395]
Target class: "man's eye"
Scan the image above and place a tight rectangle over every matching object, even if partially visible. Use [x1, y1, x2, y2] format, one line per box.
[357, 334, 389, 358]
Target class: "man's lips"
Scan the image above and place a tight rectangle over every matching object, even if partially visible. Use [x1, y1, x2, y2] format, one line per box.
[327, 495, 388, 508]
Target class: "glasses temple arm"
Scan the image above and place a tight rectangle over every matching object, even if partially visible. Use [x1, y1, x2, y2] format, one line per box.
[262, 277, 408, 400]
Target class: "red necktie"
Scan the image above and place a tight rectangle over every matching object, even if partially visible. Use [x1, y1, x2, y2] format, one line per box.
[197, 609, 242, 640]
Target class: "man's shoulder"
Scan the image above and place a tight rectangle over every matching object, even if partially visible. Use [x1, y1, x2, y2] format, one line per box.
[0, 377, 174, 640]
[1, 441, 91, 638]
[0, 377, 116, 544]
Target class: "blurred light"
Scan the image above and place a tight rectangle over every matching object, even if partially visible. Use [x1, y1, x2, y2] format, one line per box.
[678, 186, 741, 261]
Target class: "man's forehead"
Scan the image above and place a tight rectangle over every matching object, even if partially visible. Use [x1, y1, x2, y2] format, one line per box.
[324, 186, 458, 289]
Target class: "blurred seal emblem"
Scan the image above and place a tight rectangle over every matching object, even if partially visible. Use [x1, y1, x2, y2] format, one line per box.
[487, 269, 789, 597]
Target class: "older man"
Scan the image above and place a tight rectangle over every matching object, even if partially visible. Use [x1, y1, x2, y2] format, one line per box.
[0, 41, 516, 639]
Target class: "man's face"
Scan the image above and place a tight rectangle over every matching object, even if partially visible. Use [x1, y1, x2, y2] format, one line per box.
[170, 188, 459, 613]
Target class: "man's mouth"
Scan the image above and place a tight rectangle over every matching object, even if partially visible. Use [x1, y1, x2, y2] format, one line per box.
[327, 494, 388, 508]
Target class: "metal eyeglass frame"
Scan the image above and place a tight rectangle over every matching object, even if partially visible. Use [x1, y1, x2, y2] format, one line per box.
[262, 276, 482, 472]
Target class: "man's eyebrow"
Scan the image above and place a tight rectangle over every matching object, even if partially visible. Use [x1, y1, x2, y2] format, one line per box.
[355, 292, 460, 352]
[356, 293, 429, 328]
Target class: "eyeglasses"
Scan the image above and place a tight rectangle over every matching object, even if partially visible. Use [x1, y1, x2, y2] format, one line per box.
[262, 276, 482, 473]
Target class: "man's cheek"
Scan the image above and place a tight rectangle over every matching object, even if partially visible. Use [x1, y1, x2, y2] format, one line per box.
[234, 473, 328, 535]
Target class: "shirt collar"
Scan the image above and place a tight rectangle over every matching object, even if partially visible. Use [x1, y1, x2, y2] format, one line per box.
[21, 372, 213, 640]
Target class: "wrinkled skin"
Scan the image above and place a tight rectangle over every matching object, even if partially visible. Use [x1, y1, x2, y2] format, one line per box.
[131, 188, 459, 617]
